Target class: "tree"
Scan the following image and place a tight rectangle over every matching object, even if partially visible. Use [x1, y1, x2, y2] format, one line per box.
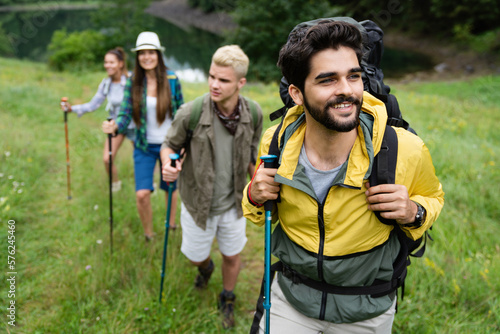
[91, 0, 153, 52]
[328, 0, 500, 37]
[188, 0, 237, 13]
[227, 0, 337, 83]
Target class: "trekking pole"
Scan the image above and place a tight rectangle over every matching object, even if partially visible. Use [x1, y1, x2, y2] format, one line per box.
[260, 154, 277, 334]
[159, 153, 180, 304]
[61, 97, 72, 200]
[106, 117, 114, 255]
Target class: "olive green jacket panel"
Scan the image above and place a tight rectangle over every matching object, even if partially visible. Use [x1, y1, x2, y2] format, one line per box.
[164, 94, 263, 229]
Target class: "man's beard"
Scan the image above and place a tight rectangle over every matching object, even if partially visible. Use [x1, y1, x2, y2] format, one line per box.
[304, 95, 362, 132]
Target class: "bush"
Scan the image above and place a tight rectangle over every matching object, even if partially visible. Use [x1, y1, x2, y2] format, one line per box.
[454, 26, 500, 53]
[47, 29, 107, 72]
[0, 25, 15, 57]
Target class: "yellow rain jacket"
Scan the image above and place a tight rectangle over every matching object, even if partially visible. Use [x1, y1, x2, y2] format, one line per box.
[243, 92, 444, 323]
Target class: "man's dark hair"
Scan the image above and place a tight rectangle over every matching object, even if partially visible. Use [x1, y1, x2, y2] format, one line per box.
[277, 21, 364, 94]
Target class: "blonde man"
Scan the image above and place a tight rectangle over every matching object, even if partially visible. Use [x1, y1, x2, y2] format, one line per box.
[161, 45, 263, 329]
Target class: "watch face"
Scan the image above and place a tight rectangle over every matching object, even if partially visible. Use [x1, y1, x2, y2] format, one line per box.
[413, 205, 425, 227]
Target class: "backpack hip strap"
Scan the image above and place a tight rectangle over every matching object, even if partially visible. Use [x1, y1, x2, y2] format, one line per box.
[250, 248, 407, 334]
[279, 259, 406, 298]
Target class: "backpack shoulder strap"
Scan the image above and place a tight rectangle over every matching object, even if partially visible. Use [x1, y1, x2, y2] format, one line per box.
[370, 125, 398, 225]
[167, 70, 178, 102]
[180, 94, 206, 158]
[189, 94, 206, 131]
[267, 121, 283, 168]
[370, 125, 430, 258]
[242, 97, 259, 128]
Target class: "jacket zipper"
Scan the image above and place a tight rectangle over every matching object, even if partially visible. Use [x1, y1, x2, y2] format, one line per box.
[317, 201, 327, 320]
[317, 201, 325, 280]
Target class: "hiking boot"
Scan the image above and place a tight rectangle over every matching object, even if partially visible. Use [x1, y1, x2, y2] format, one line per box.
[194, 259, 214, 290]
[218, 291, 236, 329]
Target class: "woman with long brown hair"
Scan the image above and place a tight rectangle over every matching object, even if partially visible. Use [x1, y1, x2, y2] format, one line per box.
[102, 32, 184, 241]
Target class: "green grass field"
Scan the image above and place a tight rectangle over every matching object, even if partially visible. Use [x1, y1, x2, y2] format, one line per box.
[1, 57, 499, 333]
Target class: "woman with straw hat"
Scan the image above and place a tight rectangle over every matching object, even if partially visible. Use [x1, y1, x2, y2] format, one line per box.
[103, 32, 184, 241]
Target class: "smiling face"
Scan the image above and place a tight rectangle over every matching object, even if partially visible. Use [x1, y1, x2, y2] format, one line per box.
[137, 49, 159, 71]
[208, 62, 246, 109]
[104, 53, 124, 79]
[291, 46, 364, 132]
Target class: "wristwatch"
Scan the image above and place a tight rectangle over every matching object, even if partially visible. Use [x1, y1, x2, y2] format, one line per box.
[404, 202, 426, 228]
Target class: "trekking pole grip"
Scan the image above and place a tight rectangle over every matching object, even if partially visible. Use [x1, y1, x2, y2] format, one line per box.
[260, 155, 278, 210]
[61, 97, 69, 121]
[169, 153, 179, 168]
[106, 116, 113, 136]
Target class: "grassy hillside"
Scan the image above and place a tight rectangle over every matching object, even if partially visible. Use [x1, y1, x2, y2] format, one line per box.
[0, 57, 499, 333]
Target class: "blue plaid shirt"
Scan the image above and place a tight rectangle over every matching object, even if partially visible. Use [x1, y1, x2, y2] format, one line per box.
[116, 70, 184, 152]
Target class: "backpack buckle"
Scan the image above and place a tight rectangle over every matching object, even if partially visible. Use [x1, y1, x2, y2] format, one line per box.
[282, 264, 303, 285]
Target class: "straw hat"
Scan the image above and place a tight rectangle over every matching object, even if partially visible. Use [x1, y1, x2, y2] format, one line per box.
[131, 32, 165, 52]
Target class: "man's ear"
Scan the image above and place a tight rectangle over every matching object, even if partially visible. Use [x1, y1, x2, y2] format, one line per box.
[289, 84, 304, 106]
[238, 77, 247, 90]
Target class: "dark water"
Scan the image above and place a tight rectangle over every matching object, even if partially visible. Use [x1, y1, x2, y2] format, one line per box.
[0, 9, 433, 80]
[0, 9, 222, 81]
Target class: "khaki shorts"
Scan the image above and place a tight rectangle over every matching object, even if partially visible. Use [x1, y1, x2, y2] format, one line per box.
[259, 277, 397, 334]
[180, 203, 247, 262]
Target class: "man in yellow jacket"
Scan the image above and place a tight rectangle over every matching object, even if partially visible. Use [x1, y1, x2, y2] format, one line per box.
[243, 21, 444, 333]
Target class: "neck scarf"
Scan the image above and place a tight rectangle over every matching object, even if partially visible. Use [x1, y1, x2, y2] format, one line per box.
[212, 98, 240, 135]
